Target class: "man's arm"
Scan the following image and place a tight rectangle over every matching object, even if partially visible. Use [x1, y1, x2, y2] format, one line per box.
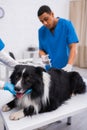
[0, 49, 18, 69]
[62, 43, 77, 72]
[39, 50, 50, 64]
[39, 50, 47, 57]
[39, 50, 51, 70]
[68, 43, 77, 65]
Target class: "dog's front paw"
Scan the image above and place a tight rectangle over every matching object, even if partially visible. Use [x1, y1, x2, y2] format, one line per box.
[9, 109, 24, 120]
[2, 105, 11, 112]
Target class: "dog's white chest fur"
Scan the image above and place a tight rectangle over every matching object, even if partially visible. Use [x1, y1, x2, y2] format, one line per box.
[42, 72, 50, 104]
[17, 96, 39, 113]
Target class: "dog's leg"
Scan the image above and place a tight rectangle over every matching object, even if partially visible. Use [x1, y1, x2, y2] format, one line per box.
[24, 105, 35, 116]
[2, 99, 16, 112]
[9, 105, 35, 120]
[9, 109, 25, 120]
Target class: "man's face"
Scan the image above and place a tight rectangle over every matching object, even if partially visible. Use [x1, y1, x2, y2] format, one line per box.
[38, 12, 55, 29]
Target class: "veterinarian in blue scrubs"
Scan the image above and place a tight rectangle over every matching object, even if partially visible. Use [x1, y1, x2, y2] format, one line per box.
[37, 5, 79, 71]
[0, 38, 18, 95]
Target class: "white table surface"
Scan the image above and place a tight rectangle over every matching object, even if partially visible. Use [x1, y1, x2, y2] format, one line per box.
[0, 79, 87, 130]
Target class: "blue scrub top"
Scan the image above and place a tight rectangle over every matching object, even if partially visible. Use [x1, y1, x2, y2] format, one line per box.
[0, 39, 5, 50]
[38, 18, 79, 69]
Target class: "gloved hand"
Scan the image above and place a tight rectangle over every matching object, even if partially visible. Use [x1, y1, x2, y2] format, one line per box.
[62, 64, 73, 72]
[41, 55, 52, 71]
[41, 55, 50, 64]
[4, 82, 16, 95]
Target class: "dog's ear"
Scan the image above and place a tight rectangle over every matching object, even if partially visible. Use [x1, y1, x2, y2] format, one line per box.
[35, 67, 46, 75]
[10, 65, 22, 84]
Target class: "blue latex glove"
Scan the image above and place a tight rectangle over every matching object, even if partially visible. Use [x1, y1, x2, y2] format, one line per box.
[4, 82, 16, 95]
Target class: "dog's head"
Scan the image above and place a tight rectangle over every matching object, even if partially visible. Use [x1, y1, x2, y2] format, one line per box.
[10, 65, 45, 98]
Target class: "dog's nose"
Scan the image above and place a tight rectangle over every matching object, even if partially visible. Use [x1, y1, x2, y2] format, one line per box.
[15, 87, 21, 92]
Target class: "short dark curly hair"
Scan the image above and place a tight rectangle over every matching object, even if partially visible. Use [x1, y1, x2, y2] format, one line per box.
[37, 5, 52, 16]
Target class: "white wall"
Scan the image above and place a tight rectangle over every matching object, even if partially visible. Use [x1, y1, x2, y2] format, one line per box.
[0, 0, 69, 59]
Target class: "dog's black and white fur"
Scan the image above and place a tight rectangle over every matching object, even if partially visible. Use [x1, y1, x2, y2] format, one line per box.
[2, 65, 86, 120]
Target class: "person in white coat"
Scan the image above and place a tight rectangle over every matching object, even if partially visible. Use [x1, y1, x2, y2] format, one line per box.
[0, 38, 18, 95]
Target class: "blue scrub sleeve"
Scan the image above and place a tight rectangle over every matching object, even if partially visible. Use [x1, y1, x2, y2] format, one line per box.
[67, 21, 79, 44]
[0, 39, 5, 50]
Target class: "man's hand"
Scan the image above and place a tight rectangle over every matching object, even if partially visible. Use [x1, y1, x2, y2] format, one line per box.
[41, 55, 52, 70]
[41, 55, 50, 64]
[62, 64, 73, 72]
[4, 82, 16, 95]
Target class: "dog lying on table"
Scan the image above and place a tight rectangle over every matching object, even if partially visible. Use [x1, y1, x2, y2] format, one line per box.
[2, 65, 86, 120]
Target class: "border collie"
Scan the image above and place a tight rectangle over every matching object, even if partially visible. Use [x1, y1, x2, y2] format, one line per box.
[2, 65, 86, 120]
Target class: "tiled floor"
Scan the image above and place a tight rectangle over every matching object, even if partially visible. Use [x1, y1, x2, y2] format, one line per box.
[0, 66, 87, 130]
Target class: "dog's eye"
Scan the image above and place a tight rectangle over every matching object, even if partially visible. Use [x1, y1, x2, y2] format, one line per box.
[23, 73, 33, 79]
[22, 77, 30, 85]
[25, 77, 30, 82]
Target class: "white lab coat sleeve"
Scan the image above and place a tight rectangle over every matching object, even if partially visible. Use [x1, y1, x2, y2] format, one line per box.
[0, 50, 18, 68]
[0, 80, 5, 89]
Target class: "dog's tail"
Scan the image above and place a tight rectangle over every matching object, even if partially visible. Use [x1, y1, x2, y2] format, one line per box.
[69, 71, 86, 94]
